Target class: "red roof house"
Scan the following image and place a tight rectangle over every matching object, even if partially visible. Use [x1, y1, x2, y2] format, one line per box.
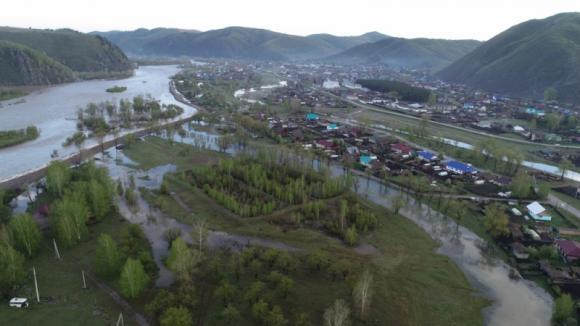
[555, 239, 580, 262]
[390, 143, 413, 155]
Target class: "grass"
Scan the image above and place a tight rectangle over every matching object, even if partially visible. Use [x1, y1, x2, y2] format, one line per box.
[0, 216, 136, 326]
[0, 88, 27, 101]
[125, 136, 489, 325]
[551, 190, 580, 212]
[105, 86, 127, 93]
[0, 126, 39, 149]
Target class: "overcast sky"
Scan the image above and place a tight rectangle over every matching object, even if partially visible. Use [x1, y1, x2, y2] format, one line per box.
[3, 0, 579, 40]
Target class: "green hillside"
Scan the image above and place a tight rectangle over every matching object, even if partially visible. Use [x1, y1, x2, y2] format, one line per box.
[0, 27, 132, 86]
[95, 27, 389, 61]
[327, 37, 480, 71]
[0, 41, 74, 86]
[437, 12, 580, 102]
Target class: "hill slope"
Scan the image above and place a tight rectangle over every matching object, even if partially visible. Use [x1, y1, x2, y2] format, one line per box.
[94, 27, 390, 61]
[0, 41, 74, 86]
[437, 13, 580, 102]
[327, 37, 480, 70]
[0, 27, 132, 86]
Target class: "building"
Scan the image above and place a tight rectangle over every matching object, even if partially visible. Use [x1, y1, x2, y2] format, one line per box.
[305, 113, 319, 121]
[390, 143, 413, 156]
[555, 239, 580, 263]
[417, 150, 437, 162]
[524, 107, 546, 117]
[360, 155, 377, 167]
[444, 160, 477, 175]
[526, 201, 552, 222]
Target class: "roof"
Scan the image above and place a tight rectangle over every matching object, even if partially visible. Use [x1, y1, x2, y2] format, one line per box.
[9, 298, 27, 303]
[417, 150, 436, 161]
[445, 160, 477, 173]
[360, 155, 376, 166]
[526, 202, 547, 216]
[556, 239, 580, 258]
[305, 113, 319, 120]
[326, 123, 338, 130]
[391, 143, 412, 154]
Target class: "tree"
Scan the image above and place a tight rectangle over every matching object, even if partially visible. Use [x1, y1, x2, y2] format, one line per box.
[344, 226, 358, 246]
[191, 219, 207, 256]
[166, 237, 197, 283]
[0, 243, 26, 295]
[53, 193, 89, 247]
[252, 299, 269, 323]
[338, 200, 348, 233]
[267, 305, 288, 326]
[160, 306, 192, 326]
[221, 304, 241, 325]
[546, 113, 562, 132]
[392, 194, 406, 215]
[353, 270, 373, 319]
[95, 234, 122, 277]
[544, 87, 558, 102]
[510, 170, 532, 198]
[559, 159, 574, 181]
[8, 213, 41, 257]
[483, 204, 509, 238]
[119, 258, 150, 298]
[553, 294, 574, 324]
[277, 276, 294, 298]
[46, 161, 70, 197]
[323, 299, 351, 326]
[214, 280, 237, 306]
[87, 179, 112, 221]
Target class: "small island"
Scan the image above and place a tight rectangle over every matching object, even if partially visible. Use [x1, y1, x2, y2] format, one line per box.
[0, 125, 39, 149]
[0, 89, 27, 101]
[105, 86, 127, 93]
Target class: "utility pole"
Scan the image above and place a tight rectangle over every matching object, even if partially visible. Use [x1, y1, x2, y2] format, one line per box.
[53, 239, 61, 260]
[82, 270, 87, 289]
[33, 266, 40, 303]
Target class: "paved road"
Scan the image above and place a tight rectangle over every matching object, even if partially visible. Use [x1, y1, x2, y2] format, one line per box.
[320, 88, 580, 150]
[548, 194, 580, 218]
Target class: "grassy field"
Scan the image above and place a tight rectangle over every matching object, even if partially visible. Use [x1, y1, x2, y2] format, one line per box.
[0, 127, 39, 149]
[0, 216, 138, 326]
[125, 136, 489, 325]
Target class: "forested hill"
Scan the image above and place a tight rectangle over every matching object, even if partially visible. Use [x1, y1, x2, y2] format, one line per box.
[327, 37, 481, 71]
[94, 27, 390, 61]
[437, 12, 580, 102]
[0, 27, 132, 86]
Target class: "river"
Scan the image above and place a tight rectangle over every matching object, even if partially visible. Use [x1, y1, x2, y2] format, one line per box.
[0, 65, 197, 182]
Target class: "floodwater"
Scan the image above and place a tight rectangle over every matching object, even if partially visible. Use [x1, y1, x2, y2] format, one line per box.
[0, 65, 197, 182]
[98, 150, 297, 287]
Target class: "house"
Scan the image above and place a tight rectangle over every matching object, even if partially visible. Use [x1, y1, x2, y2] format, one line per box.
[359, 155, 377, 167]
[444, 160, 477, 175]
[526, 201, 552, 222]
[305, 113, 319, 121]
[390, 143, 413, 156]
[316, 139, 336, 150]
[524, 107, 545, 117]
[513, 125, 526, 133]
[326, 123, 339, 131]
[555, 239, 580, 262]
[417, 150, 437, 162]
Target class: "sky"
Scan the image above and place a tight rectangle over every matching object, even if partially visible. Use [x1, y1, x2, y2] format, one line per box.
[3, 0, 579, 40]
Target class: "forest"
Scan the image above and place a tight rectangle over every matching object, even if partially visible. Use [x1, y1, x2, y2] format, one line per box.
[357, 79, 431, 102]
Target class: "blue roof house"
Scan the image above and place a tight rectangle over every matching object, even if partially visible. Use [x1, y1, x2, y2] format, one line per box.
[359, 155, 377, 167]
[306, 113, 319, 121]
[417, 150, 437, 161]
[444, 160, 477, 175]
[326, 123, 339, 131]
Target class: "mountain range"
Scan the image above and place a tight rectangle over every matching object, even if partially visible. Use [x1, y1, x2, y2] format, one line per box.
[438, 12, 580, 102]
[0, 27, 132, 86]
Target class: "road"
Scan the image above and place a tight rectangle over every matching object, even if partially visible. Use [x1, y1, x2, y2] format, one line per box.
[320, 88, 580, 150]
[548, 194, 580, 218]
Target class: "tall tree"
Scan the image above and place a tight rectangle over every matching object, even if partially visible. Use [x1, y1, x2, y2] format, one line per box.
[119, 258, 150, 298]
[0, 243, 26, 295]
[221, 304, 241, 325]
[9, 213, 41, 257]
[94, 233, 122, 277]
[353, 270, 374, 319]
[559, 159, 574, 181]
[160, 306, 192, 326]
[166, 237, 197, 283]
[483, 204, 509, 238]
[53, 193, 89, 247]
[323, 299, 351, 326]
[46, 161, 70, 198]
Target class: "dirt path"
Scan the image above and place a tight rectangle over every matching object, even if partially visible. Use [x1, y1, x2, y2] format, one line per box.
[84, 270, 150, 326]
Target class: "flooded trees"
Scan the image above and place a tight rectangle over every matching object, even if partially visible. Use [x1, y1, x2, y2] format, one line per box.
[323, 299, 351, 326]
[353, 270, 374, 319]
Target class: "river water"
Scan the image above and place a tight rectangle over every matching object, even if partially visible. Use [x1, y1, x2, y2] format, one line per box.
[0, 65, 197, 182]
